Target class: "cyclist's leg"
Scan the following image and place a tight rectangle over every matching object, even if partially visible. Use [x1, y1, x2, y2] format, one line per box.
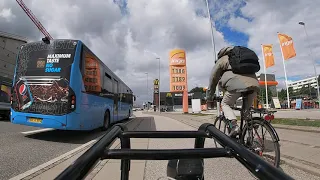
[221, 90, 241, 136]
[244, 91, 258, 129]
[244, 90, 257, 108]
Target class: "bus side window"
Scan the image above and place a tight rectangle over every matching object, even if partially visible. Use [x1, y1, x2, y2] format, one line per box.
[103, 72, 113, 93]
[80, 45, 87, 77]
[113, 79, 118, 94]
[81, 47, 102, 94]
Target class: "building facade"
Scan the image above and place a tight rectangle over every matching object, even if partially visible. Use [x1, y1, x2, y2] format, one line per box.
[257, 73, 277, 96]
[288, 76, 319, 93]
[0, 31, 28, 116]
[156, 91, 205, 111]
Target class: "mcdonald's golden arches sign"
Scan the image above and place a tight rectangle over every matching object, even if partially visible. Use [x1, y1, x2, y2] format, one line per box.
[154, 79, 159, 85]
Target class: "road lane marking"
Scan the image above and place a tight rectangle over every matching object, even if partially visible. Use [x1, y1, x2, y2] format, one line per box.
[21, 128, 55, 135]
[9, 139, 99, 180]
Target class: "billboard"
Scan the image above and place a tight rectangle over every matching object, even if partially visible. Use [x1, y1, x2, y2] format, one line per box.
[169, 49, 187, 92]
[153, 79, 159, 94]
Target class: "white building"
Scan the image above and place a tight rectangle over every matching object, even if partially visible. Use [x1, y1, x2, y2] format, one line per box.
[288, 76, 318, 92]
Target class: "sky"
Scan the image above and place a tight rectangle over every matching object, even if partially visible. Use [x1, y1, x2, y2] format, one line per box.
[0, 0, 319, 105]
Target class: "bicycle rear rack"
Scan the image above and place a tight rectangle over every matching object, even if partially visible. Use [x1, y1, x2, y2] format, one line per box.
[55, 123, 293, 180]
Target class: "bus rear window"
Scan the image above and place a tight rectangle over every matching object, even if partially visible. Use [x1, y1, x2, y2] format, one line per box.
[15, 40, 78, 81]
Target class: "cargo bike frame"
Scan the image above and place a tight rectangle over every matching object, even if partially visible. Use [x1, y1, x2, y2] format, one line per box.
[55, 123, 293, 180]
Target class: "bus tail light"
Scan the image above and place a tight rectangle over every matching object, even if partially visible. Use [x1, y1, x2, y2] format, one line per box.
[71, 95, 76, 109]
[10, 95, 13, 105]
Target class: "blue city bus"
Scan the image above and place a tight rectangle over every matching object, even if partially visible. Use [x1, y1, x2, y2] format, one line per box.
[10, 39, 135, 130]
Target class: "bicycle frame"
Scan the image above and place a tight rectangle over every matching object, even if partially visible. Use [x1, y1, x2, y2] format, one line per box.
[55, 123, 293, 180]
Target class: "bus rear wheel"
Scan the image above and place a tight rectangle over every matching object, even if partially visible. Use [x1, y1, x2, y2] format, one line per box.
[101, 111, 110, 131]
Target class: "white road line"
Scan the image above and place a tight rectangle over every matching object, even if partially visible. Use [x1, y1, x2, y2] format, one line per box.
[11, 117, 137, 180]
[9, 139, 99, 180]
[21, 128, 55, 135]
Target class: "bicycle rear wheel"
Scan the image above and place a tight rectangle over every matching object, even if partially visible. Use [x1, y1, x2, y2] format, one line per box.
[240, 118, 281, 168]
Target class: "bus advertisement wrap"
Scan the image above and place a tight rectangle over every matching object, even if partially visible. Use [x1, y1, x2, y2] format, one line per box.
[12, 40, 77, 115]
[83, 52, 102, 93]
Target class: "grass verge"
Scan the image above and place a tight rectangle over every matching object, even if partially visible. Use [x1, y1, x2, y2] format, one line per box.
[270, 118, 320, 127]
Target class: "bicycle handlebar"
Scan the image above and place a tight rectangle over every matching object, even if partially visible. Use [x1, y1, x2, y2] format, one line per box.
[55, 123, 293, 180]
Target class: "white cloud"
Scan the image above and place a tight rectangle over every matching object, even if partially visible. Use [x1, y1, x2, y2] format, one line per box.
[228, 0, 320, 86]
[2, 0, 318, 105]
[1, 0, 234, 105]
[0, 8, 15, 21]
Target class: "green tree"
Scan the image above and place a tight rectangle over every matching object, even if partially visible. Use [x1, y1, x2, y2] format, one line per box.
[190, 87, 205, 93]
[278, 89, 287, 101]
[258, 87, 273, 104]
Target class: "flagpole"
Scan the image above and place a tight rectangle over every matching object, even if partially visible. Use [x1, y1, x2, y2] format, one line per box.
[261, 44, 269, 109]
[278, 32, 291, 109]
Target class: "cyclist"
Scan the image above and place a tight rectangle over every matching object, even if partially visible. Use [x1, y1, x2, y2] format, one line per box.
[208, 46, 260, 137]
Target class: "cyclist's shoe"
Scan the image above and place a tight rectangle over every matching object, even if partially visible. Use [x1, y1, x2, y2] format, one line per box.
[229, 120, 239, 138]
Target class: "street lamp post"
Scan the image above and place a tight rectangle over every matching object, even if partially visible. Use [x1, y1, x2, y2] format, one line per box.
[205, 0, 220, 115]
[156, 57, 161, 113]
[144, 50, 161, 112]
[145, 72, 149, 110]
[299, 21, 320, 108]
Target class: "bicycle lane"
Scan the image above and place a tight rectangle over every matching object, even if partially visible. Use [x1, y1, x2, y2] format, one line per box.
[91, 111, 257, 180]
[140, 112, 257, 180]
[145, 112, 320, 179]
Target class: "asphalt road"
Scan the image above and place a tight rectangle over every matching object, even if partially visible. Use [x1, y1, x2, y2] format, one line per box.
[0, 119, 106, 180]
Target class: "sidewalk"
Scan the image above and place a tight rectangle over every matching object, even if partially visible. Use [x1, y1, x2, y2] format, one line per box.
[145, 112, 320, 177]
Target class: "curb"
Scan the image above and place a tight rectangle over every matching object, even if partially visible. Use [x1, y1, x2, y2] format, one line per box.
[279, 155, 320, 177]
[271, 125, 320, 134]
[147, 112, 320, 134]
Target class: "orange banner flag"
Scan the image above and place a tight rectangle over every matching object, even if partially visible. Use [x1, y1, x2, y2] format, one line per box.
[278, 33, 296, 60]
[262, 44, 275, 68]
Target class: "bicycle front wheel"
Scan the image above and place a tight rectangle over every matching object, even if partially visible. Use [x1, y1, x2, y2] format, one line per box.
[213, 116, 230, 147]
[240, 118, 281, 168]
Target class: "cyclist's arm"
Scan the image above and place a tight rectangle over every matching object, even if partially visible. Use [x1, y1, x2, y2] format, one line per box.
[208, 59, 225, 97]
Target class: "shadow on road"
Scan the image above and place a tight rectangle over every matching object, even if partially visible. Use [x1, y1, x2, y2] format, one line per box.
[24, 118, 133, 144]
[25, 129, 105, 144]
[0, 116, 9, 121]
[23, 116, 157, 144]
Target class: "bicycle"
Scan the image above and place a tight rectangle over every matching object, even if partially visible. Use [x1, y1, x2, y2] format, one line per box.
[212, 90, 281, 168]
[55, 122, 292, 180]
